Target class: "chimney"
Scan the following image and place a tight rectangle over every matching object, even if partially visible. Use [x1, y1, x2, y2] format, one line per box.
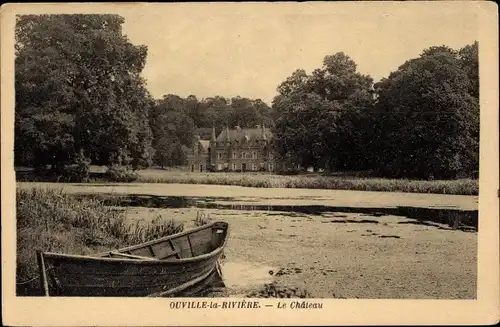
[210, 126, 216, 142]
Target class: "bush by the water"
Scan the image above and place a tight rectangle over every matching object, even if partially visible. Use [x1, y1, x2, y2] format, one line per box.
[105, 164, 139, 182]
[16, 188, 183, 295]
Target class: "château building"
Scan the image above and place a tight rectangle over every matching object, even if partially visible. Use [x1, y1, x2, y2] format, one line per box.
[185, 125, 279, 172]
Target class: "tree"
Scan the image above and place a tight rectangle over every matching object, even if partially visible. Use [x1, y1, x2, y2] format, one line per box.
[229, 96, 259, 128]
[15, 14, 153, 173]
[274, 93, 340, 170]
[150, 97, 195, 167]
[272, 52, 374, 172]
[372, 43, 479, 179]
[458, 41, 479, 99]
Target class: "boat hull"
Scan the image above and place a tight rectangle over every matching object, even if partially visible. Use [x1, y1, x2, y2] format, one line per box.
[37, 221, 229, 297]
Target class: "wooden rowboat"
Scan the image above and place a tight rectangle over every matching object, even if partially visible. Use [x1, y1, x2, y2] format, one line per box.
[36, 221, 229, 297]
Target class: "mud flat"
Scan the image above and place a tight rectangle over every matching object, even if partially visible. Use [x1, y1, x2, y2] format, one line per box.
[120, 206, 477, 299]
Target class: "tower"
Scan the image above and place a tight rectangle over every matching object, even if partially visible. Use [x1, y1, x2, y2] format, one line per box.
[209, 125, 217, 168]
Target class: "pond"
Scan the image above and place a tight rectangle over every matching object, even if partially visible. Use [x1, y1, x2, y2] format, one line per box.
[17, 183, 479, 298]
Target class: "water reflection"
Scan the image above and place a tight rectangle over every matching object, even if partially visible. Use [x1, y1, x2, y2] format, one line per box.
[76, 194, 478, 230]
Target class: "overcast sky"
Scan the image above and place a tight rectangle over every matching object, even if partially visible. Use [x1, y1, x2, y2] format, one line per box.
[119, 2, 478, 104]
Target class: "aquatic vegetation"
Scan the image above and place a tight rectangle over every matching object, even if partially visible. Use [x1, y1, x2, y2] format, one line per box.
[135, 170, 478, 195]
[16, 187, 183, 295]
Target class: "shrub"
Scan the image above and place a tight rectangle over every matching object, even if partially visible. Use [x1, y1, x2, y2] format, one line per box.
[60, 151, 91, 182]
[105, 164, 139, 182]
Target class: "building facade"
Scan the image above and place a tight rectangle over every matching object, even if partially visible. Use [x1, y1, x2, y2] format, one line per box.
[186, 125, 280, 172]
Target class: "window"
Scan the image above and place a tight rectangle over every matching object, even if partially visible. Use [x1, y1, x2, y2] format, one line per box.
[217, 164, 222, 171]
[260, 162, 264, 169]
[217, 152, 223, 160]
[268, 163, 274, 171]
[252, 151, 257, 159]
[252, 163, 257, 171]
[232, 163, 237, 171]
[232, 152, 237, 159]
[241, 152, 245, 159]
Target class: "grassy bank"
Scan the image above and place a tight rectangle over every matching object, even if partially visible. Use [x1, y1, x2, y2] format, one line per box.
[15, 167, 479, 195]
[16, 187, 184, 296]
[136, 170, 478, 196]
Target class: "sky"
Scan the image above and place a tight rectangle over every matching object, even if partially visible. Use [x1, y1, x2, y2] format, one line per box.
[118, 2, 479, 104]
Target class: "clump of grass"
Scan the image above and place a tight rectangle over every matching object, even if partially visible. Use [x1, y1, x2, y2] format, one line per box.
[246, 282, 312, 298]
[194, 211, 212, 227]
[135, 170, 478, 195]
[16, 187, 183, 295]
[127, 215, 184, 244]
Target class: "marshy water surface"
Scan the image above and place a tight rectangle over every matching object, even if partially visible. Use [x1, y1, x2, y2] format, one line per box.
[76, 193, 478, 230]
[18, 183, 478, 298]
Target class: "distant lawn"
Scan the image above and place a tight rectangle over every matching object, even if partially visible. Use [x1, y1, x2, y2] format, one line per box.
[134, 168, 478, 196]
[14, 166, 479, 195]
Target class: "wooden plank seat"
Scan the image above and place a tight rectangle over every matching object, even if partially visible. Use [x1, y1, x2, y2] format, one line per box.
[109, 252, 157, 261]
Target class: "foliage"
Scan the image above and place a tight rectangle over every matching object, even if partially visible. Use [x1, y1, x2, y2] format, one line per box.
[373, 43, 479, 179]
[105, 164, 139, 182]
[15, 14, 154, 174]
[148, 93, 276, 168]
[135, 170, 478, 195]
[14, 15, 479, 182]
[150, 95, 196, 167]
[271, 42, 478, 180]
[61, 149, 92, 182]
[16, 188, 184, 295]
[272, 52, 375, 171]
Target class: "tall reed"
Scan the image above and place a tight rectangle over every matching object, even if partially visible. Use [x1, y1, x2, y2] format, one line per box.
[136, 170, 478, 195]
[16, 187, 183, 295]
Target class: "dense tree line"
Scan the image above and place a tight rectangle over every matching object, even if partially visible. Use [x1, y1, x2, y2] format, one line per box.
[14, 14, 479, 180]
[149, 94, 275, 168]
[272, 43, 479, 179]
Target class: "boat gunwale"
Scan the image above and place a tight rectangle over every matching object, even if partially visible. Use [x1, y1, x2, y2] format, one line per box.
[42, 221, 229, 265]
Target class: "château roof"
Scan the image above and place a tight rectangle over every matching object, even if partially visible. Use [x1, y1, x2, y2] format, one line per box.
[182, 139, 210, 156]
[216, 126, 272, 143]
[199, 140, 210, 151]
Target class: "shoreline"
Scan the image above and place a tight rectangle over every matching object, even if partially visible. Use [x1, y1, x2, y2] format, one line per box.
[14, 168, 479, 196]
[16, 182, 479, 211]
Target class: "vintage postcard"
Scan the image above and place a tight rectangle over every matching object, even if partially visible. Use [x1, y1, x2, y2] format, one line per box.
[1, 1, 498, 326]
